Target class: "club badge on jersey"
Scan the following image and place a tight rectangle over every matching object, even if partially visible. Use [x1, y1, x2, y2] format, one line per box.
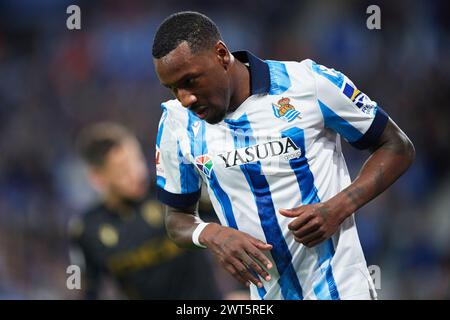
[272, 97, 302, 122]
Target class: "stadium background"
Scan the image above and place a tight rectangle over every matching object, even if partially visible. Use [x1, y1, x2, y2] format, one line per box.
[0, 0, 449, 299]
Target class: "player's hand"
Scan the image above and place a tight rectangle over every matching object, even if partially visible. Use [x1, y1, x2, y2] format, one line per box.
[199, 223, 273, 288]
[279, 202, 344, 248]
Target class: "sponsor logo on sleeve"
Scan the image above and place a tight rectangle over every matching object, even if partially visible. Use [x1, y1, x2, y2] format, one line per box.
[342, 82, 377, 115]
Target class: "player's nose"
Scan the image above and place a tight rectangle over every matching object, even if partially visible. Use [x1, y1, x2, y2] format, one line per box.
[176, 89, 197, 108]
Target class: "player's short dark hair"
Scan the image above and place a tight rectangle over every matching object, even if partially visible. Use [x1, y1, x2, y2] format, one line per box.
[152, 11, 221, 59]
[76, 122, 133, 168]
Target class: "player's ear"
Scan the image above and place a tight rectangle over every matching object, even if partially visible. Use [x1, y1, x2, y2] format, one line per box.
[215, 41, 230, 70]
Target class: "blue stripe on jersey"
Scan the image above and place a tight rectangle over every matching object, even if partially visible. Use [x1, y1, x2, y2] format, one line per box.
[315, 240, 340, 300]
[156, 104, 168, 148]
[187, 111, 208, 156]
[222, 115, 264, 297]
[156, 104, 168, 188]
[187, 112, 238, 229]
[156, 176, 166, 189]
[311, 61, 344, 89]
[249, 269, 267, 299]
[266, 60, 291, 95]
[225, 114, 304, 300]
[208, 172, 238, 229]
[177, 140, 200, 194]
[282, 127, 340, 300]
[318, 100, 363, 143]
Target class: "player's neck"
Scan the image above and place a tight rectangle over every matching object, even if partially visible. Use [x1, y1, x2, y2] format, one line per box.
[228, 58, 251, 113]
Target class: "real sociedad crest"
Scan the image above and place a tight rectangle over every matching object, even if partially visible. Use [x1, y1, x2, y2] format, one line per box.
[272, 97, 301, 122]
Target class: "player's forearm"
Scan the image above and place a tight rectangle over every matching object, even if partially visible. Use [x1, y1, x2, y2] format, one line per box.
[328, 120, 415, 220]
[164, 204, 211, 248]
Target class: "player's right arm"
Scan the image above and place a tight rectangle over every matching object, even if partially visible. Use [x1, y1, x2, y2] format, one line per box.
[156, 104, 272, 288]
[164, 203, 273, 288]
[156, 102, 272, 286]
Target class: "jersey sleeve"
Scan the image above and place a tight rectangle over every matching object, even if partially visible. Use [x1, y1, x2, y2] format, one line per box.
[155, 104, 202, 208]
[310, 60, 389, 149]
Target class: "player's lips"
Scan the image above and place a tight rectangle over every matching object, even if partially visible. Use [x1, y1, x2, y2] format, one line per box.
[190, 106, 208, 119]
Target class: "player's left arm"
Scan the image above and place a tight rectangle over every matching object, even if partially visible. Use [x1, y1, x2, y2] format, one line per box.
[280, 61, 415, 247]
[280, 119, 415, 247]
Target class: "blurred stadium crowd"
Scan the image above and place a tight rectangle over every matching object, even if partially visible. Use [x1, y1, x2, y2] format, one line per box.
[0, 0, 449, 299]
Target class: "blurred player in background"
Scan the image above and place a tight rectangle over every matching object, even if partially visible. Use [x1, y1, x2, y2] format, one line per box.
[152, 12, 415, 300]
[68, 122, 223, 299]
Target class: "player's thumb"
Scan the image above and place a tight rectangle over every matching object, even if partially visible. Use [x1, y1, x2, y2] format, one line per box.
[279, 208, 299, 217]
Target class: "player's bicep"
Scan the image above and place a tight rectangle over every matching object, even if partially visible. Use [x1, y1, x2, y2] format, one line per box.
[311, 61, 389, 149]
[368, 117, 415, 156]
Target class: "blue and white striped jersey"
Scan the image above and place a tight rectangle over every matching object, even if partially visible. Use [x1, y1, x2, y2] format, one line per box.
[155, 51, 387, 300]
